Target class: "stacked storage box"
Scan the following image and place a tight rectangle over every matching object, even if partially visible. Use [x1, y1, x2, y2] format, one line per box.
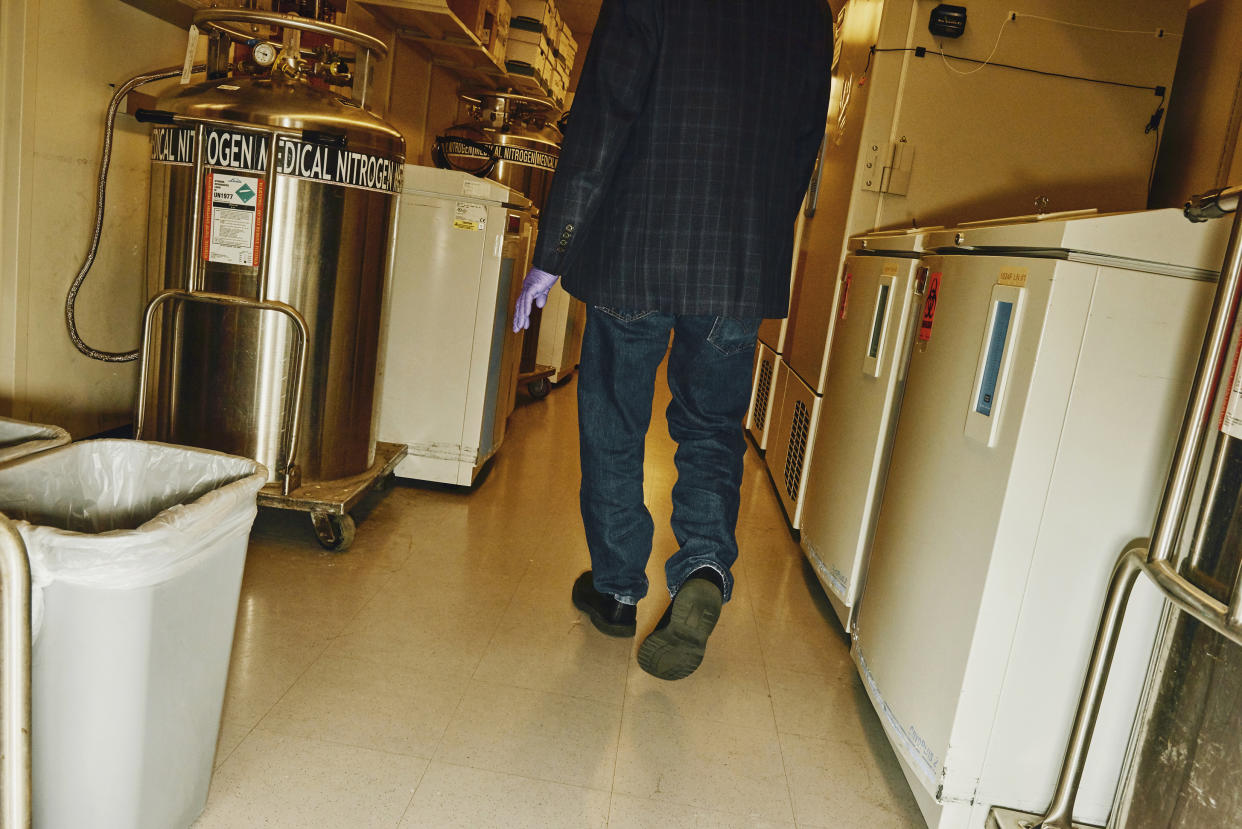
[508, 0, 553, 84]
[506, 0, 575, 104]
[488, 0, 510, 66]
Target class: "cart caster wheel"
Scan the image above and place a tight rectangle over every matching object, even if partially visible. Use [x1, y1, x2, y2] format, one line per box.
[527, 377, 551, 399]
[311, 512, 356, 552]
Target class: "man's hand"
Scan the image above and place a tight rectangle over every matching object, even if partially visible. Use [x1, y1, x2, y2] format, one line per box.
[512, 267, 561, 332]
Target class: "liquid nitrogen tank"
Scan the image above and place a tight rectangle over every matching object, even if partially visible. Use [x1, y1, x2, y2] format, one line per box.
[136, 10, 406, 550]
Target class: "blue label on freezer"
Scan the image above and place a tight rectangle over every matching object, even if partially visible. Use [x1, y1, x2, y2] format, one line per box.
[976, 300, 1014, 417]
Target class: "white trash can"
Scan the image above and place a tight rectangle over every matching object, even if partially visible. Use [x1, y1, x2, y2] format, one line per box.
[0, 440, 265, 829]
[0, 416, 69, 464]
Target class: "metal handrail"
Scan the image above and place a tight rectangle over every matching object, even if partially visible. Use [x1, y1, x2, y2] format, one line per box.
[1031, 196, 1242, 828]
[0, 514, 31, 828]
[135, 290, 310, 497]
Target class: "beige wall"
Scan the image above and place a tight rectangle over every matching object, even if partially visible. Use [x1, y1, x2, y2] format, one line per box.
[1150, 0, 1242, 206]
[0, 0, 463, 436]
[0, 0, 188, 435]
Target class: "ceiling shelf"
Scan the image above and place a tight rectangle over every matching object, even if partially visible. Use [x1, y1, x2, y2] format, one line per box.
[357, 1, 546, 95]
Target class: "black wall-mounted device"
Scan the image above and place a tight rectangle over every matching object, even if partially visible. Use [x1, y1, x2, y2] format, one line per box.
[929, 4, 968, 38]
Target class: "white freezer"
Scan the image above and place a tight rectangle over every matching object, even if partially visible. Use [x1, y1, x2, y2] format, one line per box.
[799, 229, 930, 627]
[535, 281, 585, 383]
[378, 166, 529, 486]
[766, 0, 1188, 526]
[851, 209, 1231, 828]
[746, 343, 782, 451]
[768, 227, 934, 530]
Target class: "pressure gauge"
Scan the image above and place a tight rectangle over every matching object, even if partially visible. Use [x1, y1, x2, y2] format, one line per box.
[252, 42, 278, 67]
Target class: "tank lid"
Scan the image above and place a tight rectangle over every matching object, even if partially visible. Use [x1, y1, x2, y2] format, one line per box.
[158, 76, 404, 158]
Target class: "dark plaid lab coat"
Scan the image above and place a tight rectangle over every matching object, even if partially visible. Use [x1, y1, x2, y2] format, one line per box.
[532, 0, 833, 319]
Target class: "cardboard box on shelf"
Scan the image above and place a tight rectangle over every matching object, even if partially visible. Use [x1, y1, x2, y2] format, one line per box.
[446, 0, 494, 43]
[549, 63, 569, 105]
[510, 0, 554, 33]
[486, 0, 511, 65]
[556, 24, 576, 67]
[505, 26, 548, 77]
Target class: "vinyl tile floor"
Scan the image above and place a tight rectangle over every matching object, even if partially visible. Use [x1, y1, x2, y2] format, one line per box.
[193, 365, 927, 829]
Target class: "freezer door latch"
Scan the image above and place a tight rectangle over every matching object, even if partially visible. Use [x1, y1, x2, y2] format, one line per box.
[861, 139, 915, 196]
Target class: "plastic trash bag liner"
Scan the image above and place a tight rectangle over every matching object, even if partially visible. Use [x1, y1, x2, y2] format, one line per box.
[0, 438, 265, 637]
[0, 415, 70, 464]
[0, 439, 266, 829]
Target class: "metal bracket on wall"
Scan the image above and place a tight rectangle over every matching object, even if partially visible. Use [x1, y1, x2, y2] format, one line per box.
[862, 139, 915, 195]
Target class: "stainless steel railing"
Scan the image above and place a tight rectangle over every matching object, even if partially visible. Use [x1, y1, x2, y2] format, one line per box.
[0, 514, 31, 827]
[1031, 187, 1242, 829]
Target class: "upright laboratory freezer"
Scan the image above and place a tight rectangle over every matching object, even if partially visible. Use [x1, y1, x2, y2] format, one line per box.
[763, 0, 1189, 526]
[378, 166, 532, 486]
[747, 206, 810, 452]
[797, 227, 932, 631]
[851, 210, 1231, 829]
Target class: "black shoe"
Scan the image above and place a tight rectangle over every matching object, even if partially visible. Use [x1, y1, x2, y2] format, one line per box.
[637, 572, 723, 680]
[572, 571, 637, 637]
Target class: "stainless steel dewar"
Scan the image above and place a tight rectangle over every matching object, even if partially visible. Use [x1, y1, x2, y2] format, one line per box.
[139, 14, 405, 491]
[434, 90, 561, 211]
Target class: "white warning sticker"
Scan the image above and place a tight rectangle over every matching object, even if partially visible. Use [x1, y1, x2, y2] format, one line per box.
[202, 172, 264, 266]
[453, 202, 487, 231]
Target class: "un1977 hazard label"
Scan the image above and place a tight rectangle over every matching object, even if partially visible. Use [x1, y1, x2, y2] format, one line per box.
[151, 126, 403, 194]
[202, 172, 264, 267]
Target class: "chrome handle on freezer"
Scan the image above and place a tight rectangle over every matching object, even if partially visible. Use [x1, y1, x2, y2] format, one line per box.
[135, 290, 311, 496]
[0, 514, 31, 828]
[1185, 184, 1242, 223]
[1032, 196, 1242, 829]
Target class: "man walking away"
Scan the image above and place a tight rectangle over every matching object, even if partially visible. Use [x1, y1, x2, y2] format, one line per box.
[513, 0, 834, 680]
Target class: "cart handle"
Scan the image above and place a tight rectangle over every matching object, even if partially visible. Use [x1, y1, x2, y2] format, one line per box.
[0, 513, 31, 828]
[135, 289, 310, 497]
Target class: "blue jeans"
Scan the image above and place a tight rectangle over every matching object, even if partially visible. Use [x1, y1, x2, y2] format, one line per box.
[577, 306, 761, 605]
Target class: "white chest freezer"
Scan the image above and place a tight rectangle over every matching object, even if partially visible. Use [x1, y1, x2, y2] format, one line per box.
[378, 166, 531, 486]
[799, 228, 932, 628]
[851, 210, 1231, 829]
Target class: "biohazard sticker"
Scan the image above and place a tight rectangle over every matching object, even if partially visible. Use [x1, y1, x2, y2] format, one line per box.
[918, 271, 942, 343]
[202, 172, 264, 266]
[453, 202, 487, 231]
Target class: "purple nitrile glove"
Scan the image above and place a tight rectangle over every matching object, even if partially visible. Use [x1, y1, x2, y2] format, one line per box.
[512, 266, 561, 332]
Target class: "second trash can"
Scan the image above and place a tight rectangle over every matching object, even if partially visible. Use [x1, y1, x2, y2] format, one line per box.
[0, 416, 69, 464]
[0, 439, 265, 829]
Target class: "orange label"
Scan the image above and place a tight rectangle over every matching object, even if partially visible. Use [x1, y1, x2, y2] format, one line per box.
[838, 273, 853, 321]
[918, 271, 942, 343]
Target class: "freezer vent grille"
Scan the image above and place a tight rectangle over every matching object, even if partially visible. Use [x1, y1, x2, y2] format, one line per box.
[753, 358, 773, 430]
[784, 400, 810, 501]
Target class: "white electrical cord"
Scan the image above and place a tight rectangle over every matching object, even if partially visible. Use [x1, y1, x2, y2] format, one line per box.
[1010, 12, 1182, 40]
[936, 10, 1182, 79]
[938, 12, 1012, 77]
